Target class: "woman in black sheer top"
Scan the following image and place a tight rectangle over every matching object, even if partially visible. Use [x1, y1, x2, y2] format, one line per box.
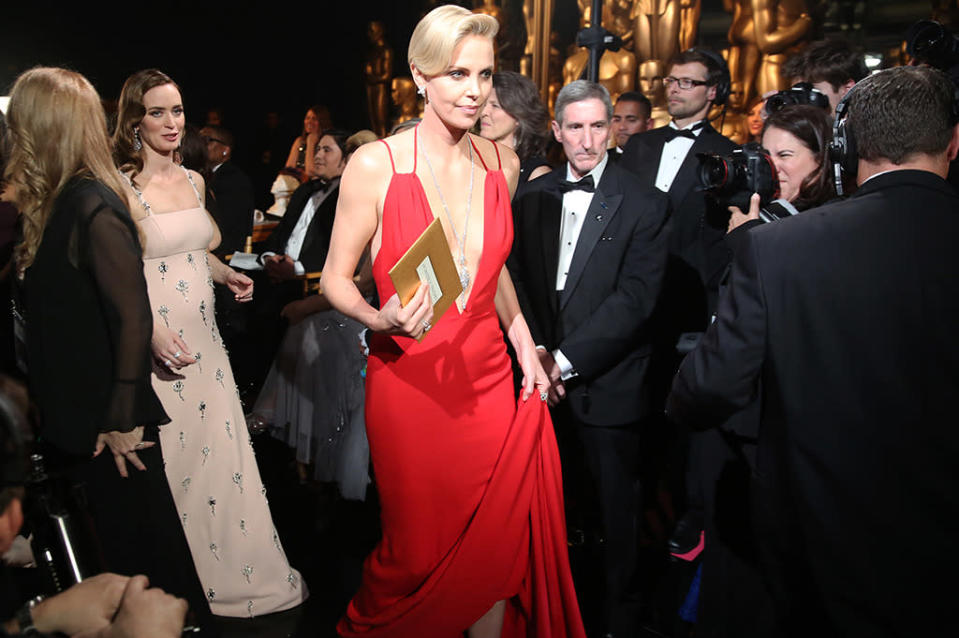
[4, 67, 212, 626]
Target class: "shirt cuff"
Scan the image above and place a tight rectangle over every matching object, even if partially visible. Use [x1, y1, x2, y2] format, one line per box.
[552, 349, 577, 381]
[293, 260, 305, 276]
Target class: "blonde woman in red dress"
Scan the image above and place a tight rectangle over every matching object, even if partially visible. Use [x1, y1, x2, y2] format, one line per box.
[322, 5, 586, 637]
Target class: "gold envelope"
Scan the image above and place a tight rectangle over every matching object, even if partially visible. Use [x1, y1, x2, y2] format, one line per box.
[388, 217, 463, 342]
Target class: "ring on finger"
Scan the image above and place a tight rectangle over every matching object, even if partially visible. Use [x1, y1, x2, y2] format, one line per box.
[540, 390, 548, 402]
[134, 442, 145, 450]
[422, 320, 432, 333]
[164, 359, 173, 367]
[173, 351, 182, 359]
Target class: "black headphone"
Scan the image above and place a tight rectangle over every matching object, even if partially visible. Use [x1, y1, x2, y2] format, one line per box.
[828, 83, 858, 197]
[685, 48, 732, 107]
[829, 73, 959, 196]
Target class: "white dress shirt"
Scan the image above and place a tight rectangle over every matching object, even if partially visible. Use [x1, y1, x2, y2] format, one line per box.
[262, 178, 338, 276]
[654, 120, 705, 193]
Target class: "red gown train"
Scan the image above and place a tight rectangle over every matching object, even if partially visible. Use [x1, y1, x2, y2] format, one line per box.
[337, 130, 586, 638]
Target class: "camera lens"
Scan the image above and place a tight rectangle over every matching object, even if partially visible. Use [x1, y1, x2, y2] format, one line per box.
[699, 156, 729, 189]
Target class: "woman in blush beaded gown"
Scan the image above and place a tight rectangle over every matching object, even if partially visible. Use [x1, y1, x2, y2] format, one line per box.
[322, 6, 586, 637]
[113, 69, 307, 619]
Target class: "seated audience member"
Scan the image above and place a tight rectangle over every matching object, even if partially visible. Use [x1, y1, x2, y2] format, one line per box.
[478, 71, 551, 199]
[0, 379, 187, 638]
[667, 65, 959, 637]
[610, 91, 653, 156]
[242, 130, 352, 400]
[201, 125, 255, 259]
[284, 105, 332, 182]
[781, 39, 867, 113]
[252, 134, 375, 500]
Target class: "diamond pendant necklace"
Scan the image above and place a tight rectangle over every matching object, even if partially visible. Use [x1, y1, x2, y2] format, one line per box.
[420, 134, 475, 294]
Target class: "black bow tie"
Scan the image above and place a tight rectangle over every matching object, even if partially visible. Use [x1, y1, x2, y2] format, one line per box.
[310, 178, 334, 194]
[558, 175, 595, 194]
[663, 122, 705, 142]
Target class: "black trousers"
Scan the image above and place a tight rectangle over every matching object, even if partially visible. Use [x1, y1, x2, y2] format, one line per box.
[553, 403, 642, 636]
[43, 427, 216, 633]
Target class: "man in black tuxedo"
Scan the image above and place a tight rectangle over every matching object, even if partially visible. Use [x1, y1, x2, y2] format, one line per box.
[667, 65, 959, 637]
[509, 80, 670, 637]
[201, 126, 255, 260]
[620, 48, 737, 330]
[237, 133, 346, 402]
[619, 49, 738, 555]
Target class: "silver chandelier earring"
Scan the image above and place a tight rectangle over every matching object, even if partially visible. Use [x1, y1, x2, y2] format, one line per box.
[133, 127, 143, 152]
[417, 85, 426, 98]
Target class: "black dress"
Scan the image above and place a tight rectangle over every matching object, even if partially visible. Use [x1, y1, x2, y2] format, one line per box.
[21, 176, 213, 626]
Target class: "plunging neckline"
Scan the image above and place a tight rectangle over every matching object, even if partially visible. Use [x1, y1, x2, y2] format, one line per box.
[374, 131, 501, 313]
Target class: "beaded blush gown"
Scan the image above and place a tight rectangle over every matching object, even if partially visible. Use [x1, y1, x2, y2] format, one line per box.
[130, 168, 307, 617]
[337, 130, 585, 637]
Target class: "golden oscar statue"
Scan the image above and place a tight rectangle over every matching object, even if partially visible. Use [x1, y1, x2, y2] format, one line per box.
[391, 77, 422, 130]
[679, 0, 701, 50]
[638, 59, 672, 128]
[726, 0, 812, 105]
[752, 0, 813, 95]
[364, 21, 394, 138]
[632, 0, 684, 64]
[563, 0, 637, 104]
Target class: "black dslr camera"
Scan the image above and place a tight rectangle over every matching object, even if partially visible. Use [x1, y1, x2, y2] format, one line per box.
[764, 82, 831, 115]
[697, 142, 780, 211]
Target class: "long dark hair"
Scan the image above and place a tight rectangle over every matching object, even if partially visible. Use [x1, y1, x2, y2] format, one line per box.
[763, 104, 836, 210]
[113, 69, 180, 183]
[491, 71, 549, 162]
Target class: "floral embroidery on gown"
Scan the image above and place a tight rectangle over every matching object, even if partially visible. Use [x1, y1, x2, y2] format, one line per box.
[130, 169, 307, 617]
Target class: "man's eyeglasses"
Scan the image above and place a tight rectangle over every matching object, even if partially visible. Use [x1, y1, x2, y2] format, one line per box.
[662, 77, 709, 90]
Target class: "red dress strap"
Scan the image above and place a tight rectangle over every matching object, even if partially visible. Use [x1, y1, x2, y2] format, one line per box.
[378, 139, 396, 173]
[469, 135, 491, 172]
[493, 139, 502, 169]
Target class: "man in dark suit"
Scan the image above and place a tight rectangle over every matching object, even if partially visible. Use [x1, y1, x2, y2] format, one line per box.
[667, 65, 959, 637]
[201, 126, 255, 260]
[619, 49, 738, 555]
[509, 80, 670, 637]
[620, 48, 737, 329]
[237, 132, 347, 403]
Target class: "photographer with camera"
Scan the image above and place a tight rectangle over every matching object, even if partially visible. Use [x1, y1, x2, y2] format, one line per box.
[725, 104, 836, 239]
[668, 64, 959, 637]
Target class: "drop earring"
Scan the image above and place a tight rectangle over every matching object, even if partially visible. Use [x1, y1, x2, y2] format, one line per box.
[133, 127, 142, 152]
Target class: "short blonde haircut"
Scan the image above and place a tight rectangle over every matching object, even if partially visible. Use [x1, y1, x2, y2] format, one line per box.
[408, 5, 498, 76]
[4, 67, 129, 272]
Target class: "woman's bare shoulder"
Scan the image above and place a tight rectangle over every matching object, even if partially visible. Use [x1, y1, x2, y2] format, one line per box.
[470, 135, 520, 178]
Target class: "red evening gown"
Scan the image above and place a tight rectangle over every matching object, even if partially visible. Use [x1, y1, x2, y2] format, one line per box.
[337, 130, 586, 638]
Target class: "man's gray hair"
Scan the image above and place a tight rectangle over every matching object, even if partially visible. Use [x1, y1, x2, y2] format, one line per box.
[554, 80, 613, 125]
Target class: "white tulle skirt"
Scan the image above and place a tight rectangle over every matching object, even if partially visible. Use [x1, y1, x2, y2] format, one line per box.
[254, 308, 370, 501]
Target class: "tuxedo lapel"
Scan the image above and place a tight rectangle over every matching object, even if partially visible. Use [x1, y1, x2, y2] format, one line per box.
[560, 167, 622, 309]
[538, 181, 563, 314]
[635, 131, 667, 185]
